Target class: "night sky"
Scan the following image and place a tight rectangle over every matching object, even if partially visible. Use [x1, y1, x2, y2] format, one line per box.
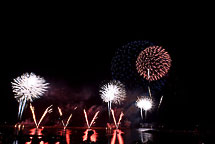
[0, 17, 213, 130]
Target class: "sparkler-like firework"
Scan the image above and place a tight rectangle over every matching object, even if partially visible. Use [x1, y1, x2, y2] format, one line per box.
[84, 109, 100, 129]
[158, 96, 163, 109]
[100, 80, 126, 117]
[136, 46, 171, 81]
[136, 97, 153, 120]
[11, 72, 49, 120]
[58, 107, 73, 130]
[111, 109, 124, 129]
[30, 104, 53, 128]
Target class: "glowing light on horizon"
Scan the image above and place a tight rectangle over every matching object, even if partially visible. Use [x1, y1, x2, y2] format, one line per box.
[11, 72, 49, 120]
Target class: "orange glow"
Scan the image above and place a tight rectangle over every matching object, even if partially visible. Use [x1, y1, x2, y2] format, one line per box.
[82, 129, 98, 142]
[117, 130, 124, 144]
[66, 129, 71, 144]
[111, 129, 124, 144]
[111, 130, 117, 144]
[25, 128, 45, 144]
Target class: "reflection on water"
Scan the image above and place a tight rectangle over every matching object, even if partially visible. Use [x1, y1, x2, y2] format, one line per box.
[26, 128, 44, 144]
[0, 126, 207, 144]
[82, 129, 98, 142]
[137, 128, 153, 143]
[110, 129, 124, 144]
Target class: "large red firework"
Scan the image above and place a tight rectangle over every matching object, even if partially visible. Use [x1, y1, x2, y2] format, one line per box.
[136, 46, 171, 81]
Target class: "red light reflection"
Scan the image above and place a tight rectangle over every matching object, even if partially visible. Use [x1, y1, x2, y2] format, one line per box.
[82, 129, 98, 142]
[25, 128, 45, 144]
[111, 129, 124, 144]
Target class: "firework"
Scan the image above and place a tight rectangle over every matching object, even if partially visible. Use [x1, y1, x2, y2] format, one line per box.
[30, 103, 38, 128]
[11, 72, 49, 120]
[30, 104, 52, 128]
[84, 109, 100, 129]
[111, 109, 124, 129]
[136, 97, 153, 119]
[58, 107, 73, 130]
[37, 105, 53, 128]
[111, 40, 165, 90]
[100, 80, 126, 116]
[58, 107, 65, 126]
[148, 86, 152, 98]
[158, 96, 163, 109]
[65, 113, 73, 130]
[136, 46, 171, 81]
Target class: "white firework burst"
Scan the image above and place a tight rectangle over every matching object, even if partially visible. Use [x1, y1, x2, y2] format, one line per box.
[136, 97, 153, 111]
[11, 72, 49, 120]
[12, 72, 49, 102]
[136, 97, 153, 119]
[100, 80, 126, 104]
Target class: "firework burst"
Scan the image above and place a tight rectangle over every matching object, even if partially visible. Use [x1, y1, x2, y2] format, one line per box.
[100, 80, 126, 104]
[136, 97, 153, 119]
[11, 72, 49, 120]
[100, 80, 126, 116]
[111, 40, 155, 89]
[136, 46, 171, 81]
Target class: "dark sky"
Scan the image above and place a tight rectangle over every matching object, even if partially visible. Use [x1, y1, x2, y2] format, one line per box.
[0, 16, 212, 129]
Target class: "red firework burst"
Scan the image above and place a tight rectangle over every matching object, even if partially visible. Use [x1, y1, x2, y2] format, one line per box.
[136, 46, 171, 81]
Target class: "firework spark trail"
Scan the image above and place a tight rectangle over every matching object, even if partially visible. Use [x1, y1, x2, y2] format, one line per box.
[111, 110, 124, 129]
[140, 108, 143, 119]
[147, 69, 150, 80]
[117, 112, 124, 127]
[111, 109, 118, 128]
[37, 105, 53, 128]
[148, 86, 152, 98]
[58, 107, 63, 116]
[58, 107, 65, 127]
[11, 72, 49, 120]
[84, 109, 90, 128]
[158, 96, 163, 109]
[89, 111, 100, 128]
[18, 98, 27, 120]
[65, 113, 73, 128]
[84, 110, 100, 128]
[30, 103, 38, 128]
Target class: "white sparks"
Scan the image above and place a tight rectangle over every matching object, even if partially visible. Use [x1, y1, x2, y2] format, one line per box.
[11, 72, 49, 119]
[99, 80, 126, 104]
[136, 97, 153, 111]
[12, 72, 49, 102]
